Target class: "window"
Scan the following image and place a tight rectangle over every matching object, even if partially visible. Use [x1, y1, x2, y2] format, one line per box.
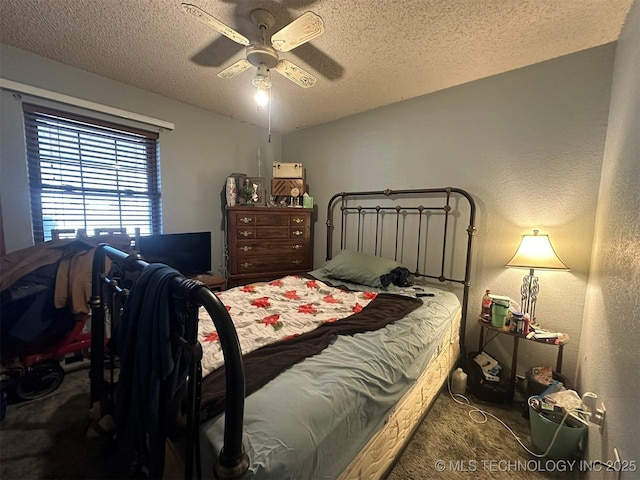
[23, 104, 161, 242]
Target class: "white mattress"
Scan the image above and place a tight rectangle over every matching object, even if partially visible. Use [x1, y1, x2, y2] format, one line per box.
[198, 274, 461, 479]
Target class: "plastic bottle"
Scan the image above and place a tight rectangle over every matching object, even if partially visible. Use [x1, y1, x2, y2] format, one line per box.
[451, 367, 468, 395]
[523, 313, 531, 336]
[481, 290, 492, 321]
[512, 311, 524, 334]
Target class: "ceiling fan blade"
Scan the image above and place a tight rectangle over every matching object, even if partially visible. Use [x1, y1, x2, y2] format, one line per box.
[218, 59, 252, 79]
[182, 3, 249, 46]
[271, 11, 324, 52]
[274, 60, 316, 88]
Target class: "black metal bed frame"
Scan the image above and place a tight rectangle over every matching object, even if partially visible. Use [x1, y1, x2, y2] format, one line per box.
[326, 187, 477, 345]
[86, 187, 475, 479]
[89, 244, 250, 479]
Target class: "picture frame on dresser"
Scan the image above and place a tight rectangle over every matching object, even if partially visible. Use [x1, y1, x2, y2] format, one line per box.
[246, 177, 265, 206]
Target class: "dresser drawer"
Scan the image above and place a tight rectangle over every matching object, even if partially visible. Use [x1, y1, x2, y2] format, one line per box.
[236, 240, 306, 257]
[235, 255, 309, 274]
[234, 214, 256, 226]
[235, 228, 256, 239]
[235, 226, 309, 240]
[289, 227, 307, 238]
[250, 212, 309, 226]
[255, 213, 290, 226]
[289, 214, 308, 226]
[232, 212, 301, 227]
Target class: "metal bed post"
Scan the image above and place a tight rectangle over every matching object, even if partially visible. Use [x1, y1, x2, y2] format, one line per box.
[90, 244, 250, 479]
[178, 288, 204, 480]
[455, 187, 477, 349]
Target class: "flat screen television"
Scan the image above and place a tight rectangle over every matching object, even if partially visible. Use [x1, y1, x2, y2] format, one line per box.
[138, 231, 212, 277]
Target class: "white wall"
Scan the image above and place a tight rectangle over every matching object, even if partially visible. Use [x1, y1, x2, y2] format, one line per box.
[578, 0, 640, 473]
[0, 45, 280, 275]
[282, 45, 616, 382]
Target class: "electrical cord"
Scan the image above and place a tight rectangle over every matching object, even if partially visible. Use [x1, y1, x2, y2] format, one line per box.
[446, 344, 585, 458]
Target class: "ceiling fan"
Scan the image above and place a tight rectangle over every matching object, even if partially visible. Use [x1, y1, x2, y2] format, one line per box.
[181, 3, 325, 95]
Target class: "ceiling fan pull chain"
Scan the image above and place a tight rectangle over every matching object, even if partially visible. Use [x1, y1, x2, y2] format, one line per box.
[268, 86, 272, 143]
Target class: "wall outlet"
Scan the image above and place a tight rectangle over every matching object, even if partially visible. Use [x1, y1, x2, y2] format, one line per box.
[595, 402, 606, 434]
[582, 392, 606, 433]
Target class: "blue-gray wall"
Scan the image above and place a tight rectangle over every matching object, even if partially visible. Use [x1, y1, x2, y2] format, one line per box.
[282, 45, 616, 384]
[0, 45, 281, 275]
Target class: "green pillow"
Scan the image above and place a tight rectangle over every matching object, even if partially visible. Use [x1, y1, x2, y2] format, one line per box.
[322, 250, 401, 287]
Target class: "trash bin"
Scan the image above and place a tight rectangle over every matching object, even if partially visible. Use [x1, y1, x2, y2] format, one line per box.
[528, 400, 587, 459]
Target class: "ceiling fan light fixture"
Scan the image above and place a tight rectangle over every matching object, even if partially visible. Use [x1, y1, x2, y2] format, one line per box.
[252, 63, 272, 108]
[182, 3, 325, 91]
[254, 82, 270, 108]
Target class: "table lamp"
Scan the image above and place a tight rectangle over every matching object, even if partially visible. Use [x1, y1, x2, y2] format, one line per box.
[506, 230, 569, 320]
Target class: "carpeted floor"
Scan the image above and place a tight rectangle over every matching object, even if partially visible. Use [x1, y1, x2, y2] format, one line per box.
[0, 363, 111, 480]
[0, 365, 584, 479]
[387, 386, 584, 480]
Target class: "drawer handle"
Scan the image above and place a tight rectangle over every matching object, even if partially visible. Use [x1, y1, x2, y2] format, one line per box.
[292, 260, 303, 265]
[292, 244, 303, 250]
[292, 218, 304, 224]
[292, 230, 303, 236]
[240, 246, 253, 252]
[240, 230, 252, 237]
[240, 217, 253, 224]
[240, 262, 252, 269]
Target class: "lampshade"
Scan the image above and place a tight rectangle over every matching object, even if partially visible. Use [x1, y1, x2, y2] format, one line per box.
[506, 230, 569, 270]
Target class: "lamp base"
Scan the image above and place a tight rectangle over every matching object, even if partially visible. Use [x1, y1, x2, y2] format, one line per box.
[519, 268, 539, 319]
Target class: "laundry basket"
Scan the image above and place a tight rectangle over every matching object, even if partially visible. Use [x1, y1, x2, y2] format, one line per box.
[529, 402, 587, 459]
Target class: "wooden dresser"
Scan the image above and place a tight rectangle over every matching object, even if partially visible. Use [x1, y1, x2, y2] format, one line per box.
[226, 207, 313, 287]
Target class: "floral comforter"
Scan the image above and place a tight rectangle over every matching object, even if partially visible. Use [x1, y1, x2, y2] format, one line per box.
[197, 275, 423, 421]
[197, 275, 377, 377]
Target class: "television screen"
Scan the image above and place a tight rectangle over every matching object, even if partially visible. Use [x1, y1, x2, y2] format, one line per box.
[138, 231, 212, 277]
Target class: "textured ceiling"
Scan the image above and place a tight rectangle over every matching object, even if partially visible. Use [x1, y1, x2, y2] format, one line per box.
[0, 0, 634, 134]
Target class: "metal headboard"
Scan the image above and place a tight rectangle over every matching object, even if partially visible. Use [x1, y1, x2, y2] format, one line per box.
[326, 187, 476, 344]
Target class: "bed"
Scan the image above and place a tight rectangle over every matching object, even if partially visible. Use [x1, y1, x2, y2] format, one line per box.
[89, 187, 476, 479]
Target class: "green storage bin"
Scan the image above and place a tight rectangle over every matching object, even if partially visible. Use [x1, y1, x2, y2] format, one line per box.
[490, 300, 509, 327]
[529, 403, 587, 459]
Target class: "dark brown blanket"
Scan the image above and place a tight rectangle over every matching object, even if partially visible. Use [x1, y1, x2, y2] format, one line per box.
[199, 289, 422, 422]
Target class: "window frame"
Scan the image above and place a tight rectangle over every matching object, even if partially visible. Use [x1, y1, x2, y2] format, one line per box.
[23, 103, 161, 242]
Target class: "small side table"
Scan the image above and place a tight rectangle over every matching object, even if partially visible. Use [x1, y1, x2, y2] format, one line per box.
[189, 273, 227, 292]
[477, 318, 569, 398]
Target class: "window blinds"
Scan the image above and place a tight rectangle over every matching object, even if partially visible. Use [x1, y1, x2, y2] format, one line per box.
[23, 104, 161, 242]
